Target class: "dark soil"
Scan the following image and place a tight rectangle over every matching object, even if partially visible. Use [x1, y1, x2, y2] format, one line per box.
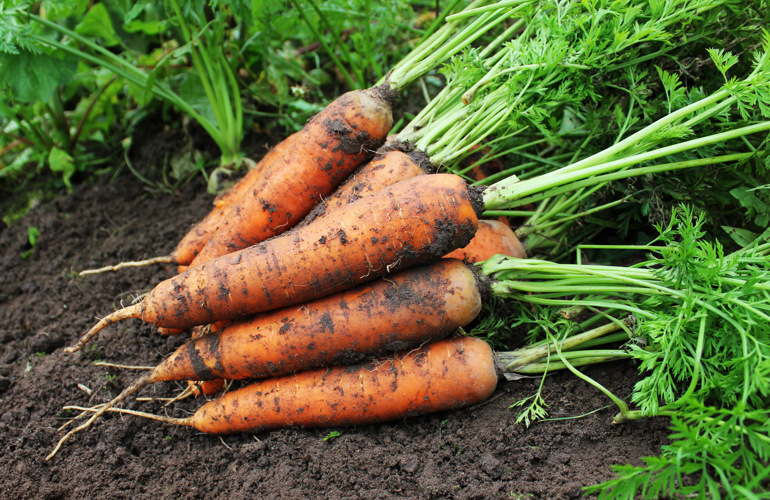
[0, 146, 671, 499]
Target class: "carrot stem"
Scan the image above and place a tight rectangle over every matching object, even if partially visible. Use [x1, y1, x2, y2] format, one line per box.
[78, 256, 175, 276]
[64, 303, 144, 354]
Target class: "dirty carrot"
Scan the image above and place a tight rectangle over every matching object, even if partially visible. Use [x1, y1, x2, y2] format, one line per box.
[184, 220, 525, 393]
[79, 87, 394, 276]
[62, 336, 499, 437]
[189, 86, 396, 266]
[181, 221, 522, 395]
[66, 173, 482, 353]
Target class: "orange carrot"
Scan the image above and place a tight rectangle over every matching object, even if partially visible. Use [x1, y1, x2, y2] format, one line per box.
[444, 219, 527, 264]
[181, 219, 524, 392]
[181, 218, 524, 391]
[65, 336, 499, 436]
[171, 133, 307, 265]
[188, 378, 226, 398]
[66, 173, 481, 353]
[190, 86, 396, 267]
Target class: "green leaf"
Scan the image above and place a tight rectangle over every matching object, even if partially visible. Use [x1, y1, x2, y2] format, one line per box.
[123, 19, 165, 35]
[0, 49, 77, 102]
[706, 47, 739, 82]
[40, 0, 86, 21]
[123, 1, 150, 24]
[323, 430, 341, 441]
[730, 185, 770, 228]
[75, 3, 120, 47]
[27, 225, 40, 246]
[48, 147, 75, 190]
[722, 226, 759, 247]
[21, 225, 40, 259]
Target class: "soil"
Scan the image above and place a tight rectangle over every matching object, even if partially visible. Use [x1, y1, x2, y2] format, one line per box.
[0, 136, 672, 499]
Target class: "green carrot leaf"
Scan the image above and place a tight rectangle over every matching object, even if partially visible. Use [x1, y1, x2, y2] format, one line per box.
[707, 47, 739, 82]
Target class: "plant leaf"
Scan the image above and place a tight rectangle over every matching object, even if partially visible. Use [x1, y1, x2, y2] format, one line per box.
[48, 147, 75, 190]
[0, 48, 77, 102]
[74, 3, 120, 47]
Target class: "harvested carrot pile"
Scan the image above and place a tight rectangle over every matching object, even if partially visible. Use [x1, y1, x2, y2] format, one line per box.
[44, 1, 770, 498]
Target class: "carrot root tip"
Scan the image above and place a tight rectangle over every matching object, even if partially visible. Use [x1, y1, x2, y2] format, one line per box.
[78, 255, 175, 276]
[65, 303, 143, 353]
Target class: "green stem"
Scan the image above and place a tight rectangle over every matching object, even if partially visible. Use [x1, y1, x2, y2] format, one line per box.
[511, 350, 631, 373]
[168, 0, 242, 162]
[387, 0, 530, 90]
[290, 0, 357, 89]
[499, 319, 629, 371]
[483, 121, 770, 209]
[506, 152, 756, 209]
[551, 332, 629, 417]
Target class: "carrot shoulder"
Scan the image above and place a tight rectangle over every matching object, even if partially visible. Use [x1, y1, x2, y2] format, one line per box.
[190, 86, 396, 267]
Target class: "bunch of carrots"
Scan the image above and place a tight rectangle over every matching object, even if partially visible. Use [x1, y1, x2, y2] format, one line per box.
[49, 0, 531, 459]
[48, 0, 770, 463]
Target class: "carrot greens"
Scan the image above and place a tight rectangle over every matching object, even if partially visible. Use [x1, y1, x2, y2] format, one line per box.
[462, 36, 770, 497]
[483, 207, 770, 498]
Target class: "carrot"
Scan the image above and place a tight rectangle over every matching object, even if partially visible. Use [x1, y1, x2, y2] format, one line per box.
[66, 173, 482, 353]
[163, 258, 481, 380]
[189, 86, 396, 267]
[188, 378, 226, 398]
[444, 219, 526, 264]
[64, 336, 499, 437]
[78, 86, 394, 276]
